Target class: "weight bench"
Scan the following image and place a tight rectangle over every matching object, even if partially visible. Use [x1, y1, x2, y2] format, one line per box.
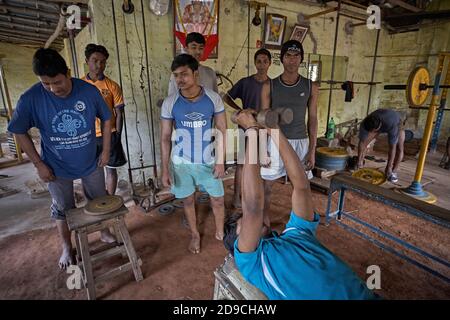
[325, 174, 450, 284]
[67, 205, 143, 300]
[213, 254, 267, 300]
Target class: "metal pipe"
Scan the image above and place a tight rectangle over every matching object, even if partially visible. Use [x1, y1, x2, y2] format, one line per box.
[68, 30, 79, 78]
[44, 13, 65, 49]
[430, 58, 450, 151]
[111, 0, 133, 184]
[325, 0, 341, 136]
[366, 29, 380, 116]
[305, 7, 337, 19]
[414, 65, 442, 185]
[0, 65, 23, 161]
[140, 0, 158, 179]
[247, 2, 250, 77]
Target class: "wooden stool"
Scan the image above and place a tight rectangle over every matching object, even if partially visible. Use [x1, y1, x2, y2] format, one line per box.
[66, 205, 143, 300]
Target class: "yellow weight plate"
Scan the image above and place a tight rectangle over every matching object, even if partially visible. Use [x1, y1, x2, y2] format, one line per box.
[84, 195, 124, 216]
[406, 66, 430, 107]
[352, 168, 386, 185]
[316, 147, 349, 158]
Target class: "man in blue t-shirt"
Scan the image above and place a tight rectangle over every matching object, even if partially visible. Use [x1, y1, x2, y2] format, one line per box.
[160, 54, 227, 254]
[223, 48, 272, 209]
[357, 109, 406, 183]
[223, 110, 379, 300]
[7, 48, 115, 269]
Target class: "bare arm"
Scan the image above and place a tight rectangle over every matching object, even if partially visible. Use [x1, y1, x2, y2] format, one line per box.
[98, 119, 111, 167]
[214, 111, 227, 164]
[269, 128, 314, 221]
[115, 106, 124, 134]
[15, 133, 55, 182]
[357, 131, 379, 167]
[223, 94, 242, 111]
[305, 83, 319, 170]
[238, 129, 265, 253]
[260, 81, 271, 111]
[160, 119, 173, 187]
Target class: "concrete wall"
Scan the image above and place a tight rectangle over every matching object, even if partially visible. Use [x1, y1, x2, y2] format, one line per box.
[59, 0, 450, 182]
[0, 43, 38, 135]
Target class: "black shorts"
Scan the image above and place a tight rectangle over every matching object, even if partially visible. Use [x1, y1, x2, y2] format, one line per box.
[96, 132, 127, 168]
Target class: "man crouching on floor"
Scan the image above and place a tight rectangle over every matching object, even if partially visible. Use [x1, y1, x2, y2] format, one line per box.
[160, 54, 227, 254]
[223, 109, 379, 299]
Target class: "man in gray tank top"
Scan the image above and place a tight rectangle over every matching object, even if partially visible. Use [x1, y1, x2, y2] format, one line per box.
[260, 40, 319, 229]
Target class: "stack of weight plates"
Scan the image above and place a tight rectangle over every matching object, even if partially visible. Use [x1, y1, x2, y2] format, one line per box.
[315, 147, 349, 171]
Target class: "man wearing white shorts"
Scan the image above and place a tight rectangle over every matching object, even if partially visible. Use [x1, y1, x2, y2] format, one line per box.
[260, 40, 319, 229]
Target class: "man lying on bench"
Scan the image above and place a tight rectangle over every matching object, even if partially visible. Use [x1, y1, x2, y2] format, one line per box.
[224, 109, 379, 300]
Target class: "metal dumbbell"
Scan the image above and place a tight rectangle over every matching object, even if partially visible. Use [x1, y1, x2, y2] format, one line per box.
[231, 108, 293, 128]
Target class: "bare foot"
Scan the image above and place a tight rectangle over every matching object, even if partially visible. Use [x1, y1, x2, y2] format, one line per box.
[100, 229, 116, 244]
[215, 231, 224, 241]
[59, 246, 73, 270]
[188, 233, 201, 254]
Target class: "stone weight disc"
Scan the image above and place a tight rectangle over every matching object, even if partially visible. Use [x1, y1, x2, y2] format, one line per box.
[84, 195, 124, 216]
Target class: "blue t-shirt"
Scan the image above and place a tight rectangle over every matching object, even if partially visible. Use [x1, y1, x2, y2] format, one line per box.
[7, 78, 111, 179]
[227, 75, 268, 111]
[234, 212, 378, 300]
[161, 87, 225, 164]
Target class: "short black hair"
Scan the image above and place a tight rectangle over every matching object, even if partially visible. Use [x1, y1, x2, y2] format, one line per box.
[223, 213, 242, 255]
[186, 32, 206, 46]
[32, 48, 68, 77]
[85, 43, 109, 60]
[362, 114, 382, 131]
[254, 48, 272, 62]
[171, 54, 199, 72]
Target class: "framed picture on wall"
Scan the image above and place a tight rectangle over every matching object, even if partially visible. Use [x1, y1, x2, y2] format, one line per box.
[173, 0, 219, 60]
[290, 24, 309, 43]
[263, 13, 287, 49]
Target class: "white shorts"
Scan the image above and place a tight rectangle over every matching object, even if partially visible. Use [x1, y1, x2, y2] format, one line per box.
[260, 137, 313, 181]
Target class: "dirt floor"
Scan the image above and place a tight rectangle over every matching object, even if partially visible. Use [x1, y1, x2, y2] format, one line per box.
[0, 175, 449, 300]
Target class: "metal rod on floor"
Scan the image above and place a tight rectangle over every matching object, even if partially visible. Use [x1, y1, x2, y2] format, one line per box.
[366, 29, 380, 116]
[325, 0, 341, 136]
[141, 0, 158, 180]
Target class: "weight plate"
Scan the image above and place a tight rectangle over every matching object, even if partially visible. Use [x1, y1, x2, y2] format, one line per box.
[316, 147, 349, 158]
[352, 168, 386, 185]
[407, 66, 430, 108]
[158, 204, 174, 216]
[84, 195, 124, 216]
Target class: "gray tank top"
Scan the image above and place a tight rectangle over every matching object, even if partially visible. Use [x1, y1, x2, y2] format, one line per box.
[271, 75, 311, 139]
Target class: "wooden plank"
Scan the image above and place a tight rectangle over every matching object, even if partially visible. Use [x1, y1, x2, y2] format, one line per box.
[77, 229, 96, 300]
[94, 263, 132, 284]
[66, 205, 128, 231]
[90, 245, 127, 264]
[117, 216, 143, 282]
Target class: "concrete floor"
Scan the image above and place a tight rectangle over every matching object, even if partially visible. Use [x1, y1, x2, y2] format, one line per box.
[0, 149, 449, 299]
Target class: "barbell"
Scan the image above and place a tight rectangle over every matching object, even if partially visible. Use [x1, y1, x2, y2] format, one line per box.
[384, 66, 450, 107]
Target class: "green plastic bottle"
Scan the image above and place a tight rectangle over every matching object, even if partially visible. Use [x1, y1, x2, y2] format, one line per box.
[326, 117, 335, 140]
